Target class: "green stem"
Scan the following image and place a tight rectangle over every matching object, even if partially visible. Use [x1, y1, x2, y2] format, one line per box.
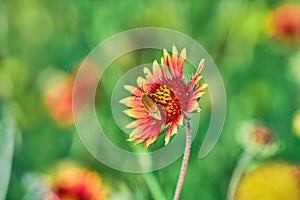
[227, 150, 253, 200]
[134, 145, 166, 200]
[0, 112, 15, 200]
[143, 173, 166, 200]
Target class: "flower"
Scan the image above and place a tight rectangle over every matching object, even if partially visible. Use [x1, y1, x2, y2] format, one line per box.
[44, 62, 99, 126]
[120, 46, 207, 148]
[293, 109, 300, 138]
[234, 162, 300, 200]
[44, 167, 107, 200]
[236, 121, 279, 157]
[44, 77, 74, 126]
[268, 4, 300, 42]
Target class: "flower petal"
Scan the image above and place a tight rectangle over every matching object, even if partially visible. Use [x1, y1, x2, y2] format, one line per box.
[195, 83, 208, 92]
[143, 67, 154, 81]
[171, 45, 179, 76]
[192, 91, 205, 100]
[171, 45, 185, 78]
[191, 83, 207, 99]
[190, 76, 203, 89]
[161, 57, 168, 80]
[176, 114, 184, 126]
[176, 48, 186, 77]
[133, 138, 145, 145]
[164, 48, 177, 79]
[152, 60, 162, 80]
[190, 59, 205, 89]
[123, 108, 147, 118]
[128, 126, 145, 139]
[124, 85, 143, 96]
[125, 117, 151, 128]
[136, 76, 146, 88]
[163, 49, 170, 61]
[145, 136, 159, 148]
[167, 53, 177, 78]
[165, 123, 178, 145]
[119, 96, 142, 107]
[128, 122, 162, 148]
[187, 100, 200, 113]
[135, 123, 161, 139]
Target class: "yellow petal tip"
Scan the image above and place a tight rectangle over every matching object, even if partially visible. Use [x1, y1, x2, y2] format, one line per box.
[180, 48, 186, 60]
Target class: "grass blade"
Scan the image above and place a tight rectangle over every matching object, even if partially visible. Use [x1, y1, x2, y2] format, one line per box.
[0, 115, 15, 200]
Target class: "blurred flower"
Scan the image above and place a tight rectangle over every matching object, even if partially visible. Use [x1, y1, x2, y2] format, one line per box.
[44, 167, 107, 200]
[120, 46, 207, 148]
[237, 121, 279, 157]
[292, 109, 300, 138]
[267, 4, 300, 42]
[44, 61, 99, 126]
[235, 162, 300, 200]
[44, 77, 74, 126]
[229, 122, 279, 200]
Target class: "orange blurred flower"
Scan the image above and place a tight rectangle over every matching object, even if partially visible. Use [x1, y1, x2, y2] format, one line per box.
[268, 4, 300, 42]
[44, 77, 74, 126]
[44, 61, 99, 126]
[44, 167, 107, 200]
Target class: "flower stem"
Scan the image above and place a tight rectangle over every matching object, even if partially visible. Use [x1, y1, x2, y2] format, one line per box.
[143, 173, 166, 200]
[173, 121, 192, 200]
[227, 150, 254, 200]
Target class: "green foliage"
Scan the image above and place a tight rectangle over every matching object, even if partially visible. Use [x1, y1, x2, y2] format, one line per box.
[1, 0, 300, 199]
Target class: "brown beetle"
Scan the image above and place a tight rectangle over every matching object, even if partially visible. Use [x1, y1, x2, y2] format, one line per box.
[141, 93, 162, 120]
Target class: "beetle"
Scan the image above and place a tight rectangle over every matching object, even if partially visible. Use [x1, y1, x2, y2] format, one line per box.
[141, 93, 162, 120]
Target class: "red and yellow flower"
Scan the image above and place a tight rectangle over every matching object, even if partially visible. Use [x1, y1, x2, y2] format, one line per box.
[267, 4, 300, 42]
[120, 46, 207, 148]
[44, 167, 107, 200]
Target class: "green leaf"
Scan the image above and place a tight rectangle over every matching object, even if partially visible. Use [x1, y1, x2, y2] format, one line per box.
[0, 115, 15, 200]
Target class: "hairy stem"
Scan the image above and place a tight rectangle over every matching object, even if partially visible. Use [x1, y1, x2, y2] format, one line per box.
[173, 121, 192, 200]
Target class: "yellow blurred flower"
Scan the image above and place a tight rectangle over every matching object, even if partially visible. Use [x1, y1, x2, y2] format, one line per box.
[235, 162, 300, 200]
[44, 167, 107, 200]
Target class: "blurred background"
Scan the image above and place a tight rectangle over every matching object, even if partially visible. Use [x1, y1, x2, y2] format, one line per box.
[1, 0, 300, 199]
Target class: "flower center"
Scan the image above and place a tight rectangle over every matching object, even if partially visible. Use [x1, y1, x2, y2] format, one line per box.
[250, 126, 274, 145]
[151, 85, 181, 123]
